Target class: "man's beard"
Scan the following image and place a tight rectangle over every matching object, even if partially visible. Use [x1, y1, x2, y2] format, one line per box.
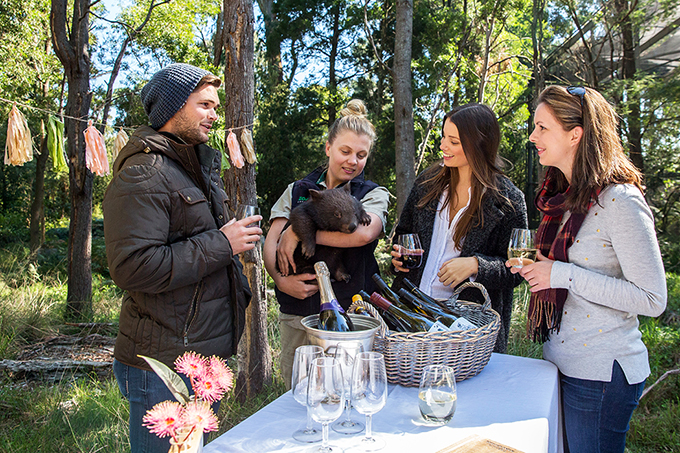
[172, 111, 209, 145]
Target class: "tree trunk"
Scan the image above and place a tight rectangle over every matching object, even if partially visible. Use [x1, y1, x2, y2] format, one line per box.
[29, 135, 49, 252]
[328, 1, 341, 127]
[257, 0, 283, 84]
[393, 0, 415, 217]
[222, 0, 272, 400]
[51, 0, 93, 321]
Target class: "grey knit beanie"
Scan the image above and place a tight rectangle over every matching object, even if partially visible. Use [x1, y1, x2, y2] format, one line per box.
[140, 63, 212, 129]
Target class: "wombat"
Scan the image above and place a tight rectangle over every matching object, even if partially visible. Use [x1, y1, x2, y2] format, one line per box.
[278, 183, 372, 282]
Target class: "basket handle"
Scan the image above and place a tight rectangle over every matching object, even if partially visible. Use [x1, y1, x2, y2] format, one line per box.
[348, 300, 389, 337]
[445, 281, 492, 312]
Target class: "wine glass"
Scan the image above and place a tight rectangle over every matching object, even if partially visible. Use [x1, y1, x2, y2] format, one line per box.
[396, 234, 423, 269]
[351, 352, 387, 451]
[306, 357, 345, 453]
[292, 345, 325, 443]
[331, 342, 365, 435]
[418, 364, 457, 425]
[236, 204, 261, 227]
[507, 228, 537, 268]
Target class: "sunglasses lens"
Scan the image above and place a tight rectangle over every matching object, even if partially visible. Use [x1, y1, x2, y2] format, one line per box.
[567, 86, 586, 97]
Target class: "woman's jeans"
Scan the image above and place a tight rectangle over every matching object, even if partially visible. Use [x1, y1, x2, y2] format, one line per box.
[114, 359, 219, 453]
[560, 360, 645, 453]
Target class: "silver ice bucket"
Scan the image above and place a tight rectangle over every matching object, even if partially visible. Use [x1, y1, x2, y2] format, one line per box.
[301, 314, 381, 356]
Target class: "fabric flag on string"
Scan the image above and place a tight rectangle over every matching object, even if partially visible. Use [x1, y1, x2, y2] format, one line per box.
[47, 115, 68, 173]
[241, 128, 256, 164]
[227, 129, 244, 169]
[113, 128, 129, 160]
[4, 103, 33, 166]
[84, 120, 109, 176]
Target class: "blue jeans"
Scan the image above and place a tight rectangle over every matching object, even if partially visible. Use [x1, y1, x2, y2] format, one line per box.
[560, 360, 645, 453]
[114, 359, 219, 453]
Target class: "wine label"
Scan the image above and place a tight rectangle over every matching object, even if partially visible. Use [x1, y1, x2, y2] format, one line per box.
[448, 316, 477, 331]
[320, 299, 345, 313]
[428, 320, 449, 333]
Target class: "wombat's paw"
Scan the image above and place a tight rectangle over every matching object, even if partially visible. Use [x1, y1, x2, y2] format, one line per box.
[301, 242, 316, 259]
[360, 211, 372, 226]
[335, 270, 351, 283]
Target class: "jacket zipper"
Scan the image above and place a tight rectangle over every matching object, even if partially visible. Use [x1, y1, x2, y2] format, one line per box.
[183, 280, 204, 347]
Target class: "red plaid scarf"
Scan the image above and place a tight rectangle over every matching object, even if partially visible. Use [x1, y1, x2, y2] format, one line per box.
[529, 169, 598, 343]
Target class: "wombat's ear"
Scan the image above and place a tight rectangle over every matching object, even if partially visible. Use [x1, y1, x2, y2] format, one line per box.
[309, 189, 322, 200]
[341, 183, 351, 193]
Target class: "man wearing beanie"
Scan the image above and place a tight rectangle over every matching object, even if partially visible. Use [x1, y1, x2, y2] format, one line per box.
[103, 63, 261, 453]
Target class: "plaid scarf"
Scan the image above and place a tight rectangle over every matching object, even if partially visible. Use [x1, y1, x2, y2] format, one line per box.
[528, 169, 597, 343]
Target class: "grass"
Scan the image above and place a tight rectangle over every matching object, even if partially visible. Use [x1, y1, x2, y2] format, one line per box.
[0, 239, 678, 452]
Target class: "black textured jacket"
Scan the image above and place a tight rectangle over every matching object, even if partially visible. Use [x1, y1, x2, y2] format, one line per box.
[103, 126, 250, 370]
[391, 172, 528, 352]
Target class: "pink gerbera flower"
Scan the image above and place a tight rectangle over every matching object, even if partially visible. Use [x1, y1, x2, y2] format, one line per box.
[142, 401, 184, 438]
[208, 356, 234, 392]
[194, 374, 226, 403]
[175, 351, 208, 379]
[183, 400, 219, 433]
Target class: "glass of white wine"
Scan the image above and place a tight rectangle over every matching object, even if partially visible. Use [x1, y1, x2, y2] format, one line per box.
[508, 228, 538, 268]
[418, 365, 457, 425]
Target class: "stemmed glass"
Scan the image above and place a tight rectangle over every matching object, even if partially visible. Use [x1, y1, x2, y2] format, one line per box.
[350, 352, 387, 451]
[396, 234, 423, 269]
[306, 357, 346, 453]
[292, 345, 324, 443]
[236, 204, 261, 227]
[331, 342, 365, 435]
[507, 228, 537, 268]
[418, 365, 457, 425]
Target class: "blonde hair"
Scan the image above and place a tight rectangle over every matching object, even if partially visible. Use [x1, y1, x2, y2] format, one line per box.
[537, 86, 643, 212]
[327, 99, 376, 148]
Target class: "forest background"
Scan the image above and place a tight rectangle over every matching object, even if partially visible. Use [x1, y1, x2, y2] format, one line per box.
[0, 0, 679, 451]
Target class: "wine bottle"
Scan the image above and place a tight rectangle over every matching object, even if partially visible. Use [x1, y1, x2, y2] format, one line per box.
[351, 294, 372, 317]
[398, 288, 476, 331]
[371, 273, 429, 316]
[402, 278, 464, 317]
[358, 290, 408, 332]
[315, 261, 355, 332]
[368, 292, 448, 333]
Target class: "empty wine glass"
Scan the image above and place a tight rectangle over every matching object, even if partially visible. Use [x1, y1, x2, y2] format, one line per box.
[507, 228, 538, 268]
[351, 352, 387, 451]
[292, 345, 324, 443]
[306, 357, 345, 453]
[331, 342, 365, 435]
[396, 234, 423, 269]
[418, 364, 457, 425]
[236, 204, 261, 227]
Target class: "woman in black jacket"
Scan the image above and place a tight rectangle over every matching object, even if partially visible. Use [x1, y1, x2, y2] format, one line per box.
[391, 103, 527, 352]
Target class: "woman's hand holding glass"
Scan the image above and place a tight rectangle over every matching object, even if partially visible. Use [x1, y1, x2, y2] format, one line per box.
[508, 250, 555, 292]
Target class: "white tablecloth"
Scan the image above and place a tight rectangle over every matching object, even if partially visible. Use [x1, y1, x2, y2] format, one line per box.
[205, 353, 562, 453]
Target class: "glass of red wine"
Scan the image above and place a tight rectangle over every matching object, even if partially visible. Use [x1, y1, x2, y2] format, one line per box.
[397, 234, 423, 269]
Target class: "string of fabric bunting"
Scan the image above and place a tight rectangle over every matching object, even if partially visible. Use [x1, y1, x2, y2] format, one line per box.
[1, 96, 255, 174]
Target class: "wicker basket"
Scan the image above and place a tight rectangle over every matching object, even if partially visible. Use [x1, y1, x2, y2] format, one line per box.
[348, 281, 500, 387]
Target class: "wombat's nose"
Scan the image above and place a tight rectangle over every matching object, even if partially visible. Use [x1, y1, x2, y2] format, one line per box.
[348, 222, 358, 233]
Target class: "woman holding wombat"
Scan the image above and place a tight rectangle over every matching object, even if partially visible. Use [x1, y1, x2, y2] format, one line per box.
[390, 103, 527, 353]
[264, 99, 390, 389]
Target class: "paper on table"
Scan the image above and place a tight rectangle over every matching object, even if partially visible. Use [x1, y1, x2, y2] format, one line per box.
[436, 434, 525, 453]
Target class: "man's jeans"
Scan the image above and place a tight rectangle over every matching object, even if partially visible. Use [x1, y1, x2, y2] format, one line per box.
[560, 360, 645, 453]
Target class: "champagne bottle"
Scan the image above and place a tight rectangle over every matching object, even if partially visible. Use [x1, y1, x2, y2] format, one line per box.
[368, 292, 448, 333]
[358, 290, 408, 332]
[315, 261, 355, 332]
[398, 288, 476, 331]
[402, 278, 464, 317]
[371, 273, 429, 316]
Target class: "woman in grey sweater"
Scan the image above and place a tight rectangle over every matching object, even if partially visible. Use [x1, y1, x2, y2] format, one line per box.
[391, 103, 527, 352]
[513, 86, 667, 452]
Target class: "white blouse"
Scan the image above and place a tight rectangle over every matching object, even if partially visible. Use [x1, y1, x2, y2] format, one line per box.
[419, 188, 471, 300]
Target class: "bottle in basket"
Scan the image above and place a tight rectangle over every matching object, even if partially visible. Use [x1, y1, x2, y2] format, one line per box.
[371, 273, 428, 316]
[402, 278, 464, 317]
[368, 292, 448, 333]
[397, 288, 476, 331]
[315, 261, 355, 332]
[351, 294, 372, 317]
[358, 290, 408, 332]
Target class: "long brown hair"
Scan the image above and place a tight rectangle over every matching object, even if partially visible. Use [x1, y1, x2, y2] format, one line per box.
[417, 103, 506, 248]
[536, 86, 643, 212]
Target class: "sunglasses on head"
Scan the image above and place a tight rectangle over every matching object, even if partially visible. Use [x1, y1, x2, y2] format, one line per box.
[567, 86, 586, 113]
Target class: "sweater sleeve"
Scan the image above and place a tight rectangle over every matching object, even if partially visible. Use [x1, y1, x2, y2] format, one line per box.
[550, 186, 666, 317]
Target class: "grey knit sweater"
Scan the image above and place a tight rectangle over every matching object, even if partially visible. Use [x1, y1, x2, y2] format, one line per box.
[543, 184, 667, 384]
[392, 172, 528, 352]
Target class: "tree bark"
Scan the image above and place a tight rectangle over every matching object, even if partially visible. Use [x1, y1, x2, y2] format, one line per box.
[257, 0, 283, 84]
[328, 1, 342, 127]
[222, 0, 272, 400]
[51, 0, 93, 321]
[29, 135, 49, 252]
[393, 0, 415, 217]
